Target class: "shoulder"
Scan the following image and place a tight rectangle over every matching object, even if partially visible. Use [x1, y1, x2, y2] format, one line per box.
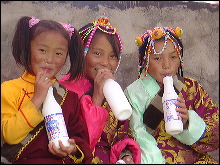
[182, 77, 208, 96]
[58, 76, 92, 98]
[183, 77, 202, 88]
[1, 78, 25, 104]
[66, 90, 79, 99]
[61, 90, 81, 115]
[1, 78, 22, 93]
[126, 75, 159, 93]
[63, 88, 80, 105]
[2, 78, 21, 86]
[126, 78, 143, 91]
[54, 81, 79, 103]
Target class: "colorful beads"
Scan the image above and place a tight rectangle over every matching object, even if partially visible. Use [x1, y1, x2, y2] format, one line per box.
[79, 14, 122, 58]
[151, 35, 168, 55]
[115, 32, 123, 56]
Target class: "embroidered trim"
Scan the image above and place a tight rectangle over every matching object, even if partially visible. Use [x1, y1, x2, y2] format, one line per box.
[102, 101, 107, 108]
[15, 125, 44, 160]
[68, 145, 84, 163]
[60, 89, 68, 106]
[19, 89, 35, 128]
[21, 77, 34, 85]
[18, 89, 33, 110]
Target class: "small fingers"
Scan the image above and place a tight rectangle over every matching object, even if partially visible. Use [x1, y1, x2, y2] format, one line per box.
[50, 142, 68, 157]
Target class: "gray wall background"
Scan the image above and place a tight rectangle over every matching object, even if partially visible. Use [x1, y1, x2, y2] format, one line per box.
[1, 1, 219, 161]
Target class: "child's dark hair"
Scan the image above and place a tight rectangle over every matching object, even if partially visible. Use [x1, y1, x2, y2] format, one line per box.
[12, 16, 84, 81]
[79, 23, 120, 60]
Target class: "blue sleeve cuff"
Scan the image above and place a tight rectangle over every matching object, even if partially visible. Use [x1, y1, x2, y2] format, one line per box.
[172, 110, 206, 145]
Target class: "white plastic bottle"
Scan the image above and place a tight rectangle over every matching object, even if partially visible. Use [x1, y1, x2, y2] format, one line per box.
[162, 76, 183, 135]
[103, 78, 132, 121]
[42, 86, 70, 149]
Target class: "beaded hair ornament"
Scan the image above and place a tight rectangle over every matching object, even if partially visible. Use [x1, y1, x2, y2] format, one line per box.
[29, 16, 75, 38]
[79, 14, 123, 58]
[135, 27, 184, 78]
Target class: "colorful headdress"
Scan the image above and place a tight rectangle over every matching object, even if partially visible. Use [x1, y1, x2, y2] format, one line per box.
[79, 13, 123, 57]
[29, 16, 74, 38]
[135, 27, 184, 78]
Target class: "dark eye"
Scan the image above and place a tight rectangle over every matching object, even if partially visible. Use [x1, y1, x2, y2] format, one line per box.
[110, 54, 117, 59]
[56, 52, 63, 56]
[154, 57, 161, 60]
[171, 56, 178, 59]
[94, 52, 101, 56]
[39, 49, 46, 53]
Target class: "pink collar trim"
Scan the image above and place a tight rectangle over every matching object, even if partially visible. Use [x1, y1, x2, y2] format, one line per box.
[58, 74, 92, 98]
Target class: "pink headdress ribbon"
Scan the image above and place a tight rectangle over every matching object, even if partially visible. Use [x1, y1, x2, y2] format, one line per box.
[29, 16, 74, 38]
[29, 16, 40, 28]
[59, 22, 75, 38]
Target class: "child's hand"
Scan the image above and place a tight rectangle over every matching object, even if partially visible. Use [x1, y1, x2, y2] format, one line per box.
[31, 71, 53, 109]
[175, 97, 189, 129]
[92, 68, 115, 106]
[48, 139, 77, 158]
[122, 155, 135, 164]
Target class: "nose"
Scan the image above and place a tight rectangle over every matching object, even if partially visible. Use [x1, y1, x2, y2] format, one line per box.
[45, 52, 54, 64]
[162, 58, 171, 69]
[100, 56, 109, 67]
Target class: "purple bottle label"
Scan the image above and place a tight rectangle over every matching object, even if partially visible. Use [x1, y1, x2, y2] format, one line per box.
[163, 99, 181, 123]
[44, 113, 68, 141]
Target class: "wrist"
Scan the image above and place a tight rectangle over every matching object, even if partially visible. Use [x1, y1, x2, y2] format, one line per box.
[70, 145, 78, 155]
[92, 96, 104, 106]
[183, 120, 189, 129]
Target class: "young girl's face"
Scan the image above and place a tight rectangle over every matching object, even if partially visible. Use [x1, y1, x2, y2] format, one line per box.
[30, 31, 68, 79]
[148, 39, 180, 83]
[85, 33, 119, 80]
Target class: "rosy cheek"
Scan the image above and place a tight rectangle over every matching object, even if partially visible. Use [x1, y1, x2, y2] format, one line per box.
[56, 60, 66, 67]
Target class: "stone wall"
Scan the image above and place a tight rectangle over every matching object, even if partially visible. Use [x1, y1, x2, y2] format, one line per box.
[1, 1, 219, 161]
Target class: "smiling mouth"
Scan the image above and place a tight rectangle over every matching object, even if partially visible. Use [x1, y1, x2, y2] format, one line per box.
[43, 68, 52, 73]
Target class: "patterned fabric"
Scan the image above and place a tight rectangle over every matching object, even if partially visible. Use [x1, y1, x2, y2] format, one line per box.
[124, 74, 219, 164]
[58, 75, 141, 164]
[1, 71, 93, 164]
[92, 103, 135, 163]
